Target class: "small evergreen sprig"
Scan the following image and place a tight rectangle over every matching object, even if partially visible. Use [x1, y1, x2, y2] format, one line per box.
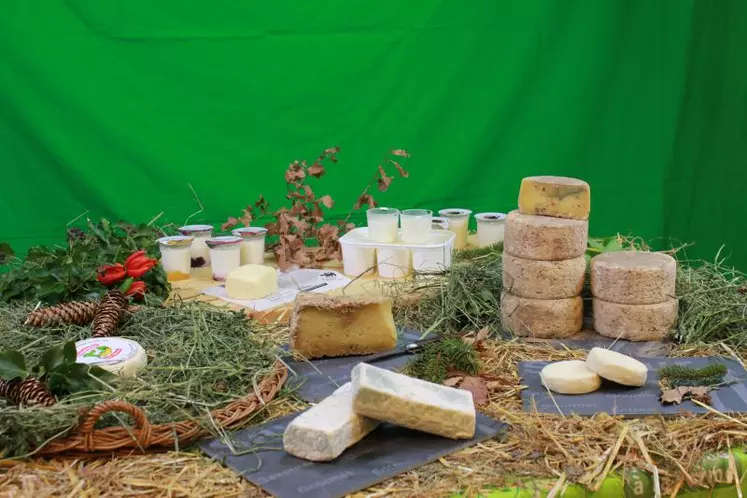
[658, 363, 728, 388]
[406, 338, 480, 384]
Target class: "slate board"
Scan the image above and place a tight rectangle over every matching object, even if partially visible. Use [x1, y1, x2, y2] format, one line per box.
[519, 357, 747, 416]
[201, 412, 507, 498]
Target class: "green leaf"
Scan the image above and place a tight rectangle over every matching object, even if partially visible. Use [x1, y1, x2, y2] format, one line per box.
[0, 351, 28, 381]
[0, 242, 14, 264]
[39, 343, 69, 375]
[604, 238, 624, 252]
[587, 238, 605, 251]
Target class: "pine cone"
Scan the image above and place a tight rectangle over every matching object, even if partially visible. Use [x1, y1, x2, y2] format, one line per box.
[91, 290, 128, 338]
[0, 377, 56, 407]
[26, 301, 99, 327]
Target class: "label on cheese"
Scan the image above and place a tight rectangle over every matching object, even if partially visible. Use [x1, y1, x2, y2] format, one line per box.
[351, 362, 476, 440]
[225, 264, 278, 300]
[75, 338, 147, 378]
[540, 360, 602, 394]
[503, 210, 588, 261]
[591, 251, 676, 305]
[502, 252, 586, 299]
[283, 382, 380, 461]
[518, 176, 590, 220]
[593, 297, 678, 342]
[585, 347, 648, 387]
[500, 292, 583, 339]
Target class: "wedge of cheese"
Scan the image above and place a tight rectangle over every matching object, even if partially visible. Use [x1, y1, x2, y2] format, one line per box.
[540, 360, 602, 394]
[351, 362, 476, 439]
[504, 210, 588, 261]
[225, 264, 278, 300]
[593, 298, 678, 342]
[500, 292, 583, 339]
[283, 382, 380, 461]
[289, 294, 397, 359]
[518, 176, 590, 220]
[502, 252, 586, 299]
[585, 347, 648, 387]
[591, 251, 676, 305]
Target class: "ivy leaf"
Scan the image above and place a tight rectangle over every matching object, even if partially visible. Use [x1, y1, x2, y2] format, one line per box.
[0, 351, 28, 381]
[39, 343, 69, 376]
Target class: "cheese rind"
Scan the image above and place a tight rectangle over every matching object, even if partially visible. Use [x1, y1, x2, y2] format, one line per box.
[283, 383, 380, 461]
[504, 210, 588, 261]
[593, 298, 678, 342]
[518, 176, 591, 220]
[225, 264, 278, 300]
[75, 338, 148, 378]
[591, 251, 676, 305]
[585, 347, 648, 387]
[500, 292, 583, 338]
[351, 362, 476, 440]
[502, 252, 586, 299]
[290, 294, 397, 359]
[540, 360, 602, 394]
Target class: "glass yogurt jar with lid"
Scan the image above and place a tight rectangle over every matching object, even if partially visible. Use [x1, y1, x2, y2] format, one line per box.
[438, 208, 472, 250]
[232, 227, 268, 265]
[205, 236, 242, 281]
[156, 235, 193, 282]
[178, 224, 213, 268]
[475, 212, 507, 248]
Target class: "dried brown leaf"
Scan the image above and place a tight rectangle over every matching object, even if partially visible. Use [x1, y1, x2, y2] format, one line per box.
[460, 376, 488, 406]
[661, 388, 684, 404]
[290, 217, 310, 233]
[322, 146, 340, 162]
[475, 327, 490, 343]
[388, 159, 409, 178]
[311, 203, 325, 223]
[303, 184, 315, 201]
[318, 195, 334, 209]
[443, 377, 463, 387]
[284, 161, 306, 183]
[254, 195, 269, 213]
[221, 217, 240, 231]
[308, 162, 325, 178]
[486, 380, 505, 390]
[377, 165, 394, 192]
[355, 193, 377, 210]
[391, 149, 410, 158]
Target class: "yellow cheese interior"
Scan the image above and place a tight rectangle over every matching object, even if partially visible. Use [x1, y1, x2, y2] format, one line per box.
[290, 294, 397, 359]
[518, 176, 590, 220]
[225, 264, 278, 300]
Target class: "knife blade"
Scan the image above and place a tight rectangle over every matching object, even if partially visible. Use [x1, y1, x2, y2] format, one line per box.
[361, 336, 442, 364]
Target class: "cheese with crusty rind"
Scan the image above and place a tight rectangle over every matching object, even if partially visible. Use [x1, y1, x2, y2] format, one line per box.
[591, 251, 676, 305]
[500, 292, 583, 339]
[351, 362, 476, 440]
[593, 297, 678, 342]
[283, 382, 380, 461]
[504, 210, 588, 261]
[585, 347, 648, 387]
[518, 176, 591, 220]
[540, 360, 602, 394]
[502, 252, 586, 299]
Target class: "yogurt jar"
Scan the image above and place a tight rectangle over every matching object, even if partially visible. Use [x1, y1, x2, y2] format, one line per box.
[366, 208, 399, 243]
[232, 227, 268, 265]
[400, 209, 433, 244]
[438, 209, 472, 250]
[377, 248, 411, 279]
[157, 235, 193, 282]
[178, 224, 213, 269]
[475, 212, 507, 248]
[205, 236, 242, 281]
[432, 216, 449, 231]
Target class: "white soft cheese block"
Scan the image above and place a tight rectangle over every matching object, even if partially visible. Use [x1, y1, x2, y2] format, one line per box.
[351, 362, 476, 439]
[585, 347, 648, 387]
[283, 383, 380, 461]
[225, 264, 278, 300]
[540, 360, 602, 394]
[75, 337, 147, 378]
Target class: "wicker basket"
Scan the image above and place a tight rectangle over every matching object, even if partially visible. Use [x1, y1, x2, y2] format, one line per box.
[37, 360, 288, 456]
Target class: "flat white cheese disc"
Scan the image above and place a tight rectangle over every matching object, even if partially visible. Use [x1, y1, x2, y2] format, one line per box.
[585, 347, 647, 387]
[540, 360, 602, 394]
[75, 337, 148, 378]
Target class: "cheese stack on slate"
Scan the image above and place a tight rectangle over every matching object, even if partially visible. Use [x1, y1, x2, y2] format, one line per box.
[501, 176, 590, 338]
[591, 251, 677, 341]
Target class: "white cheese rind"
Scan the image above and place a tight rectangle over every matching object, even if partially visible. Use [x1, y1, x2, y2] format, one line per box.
[75, 338, 148, 378]
[585, 347, 648, 387]
[593, 298, 678, 342]
[540, 360, 602, 394]
[283, 383, 380, 461]
[504, 210, 588, 261]
[591, 251, 676, 305]
[502, 252, 586, 299]
[351, 362, 476, 440]
[225, 264, 278, 300]
[500, 292, 583, 339]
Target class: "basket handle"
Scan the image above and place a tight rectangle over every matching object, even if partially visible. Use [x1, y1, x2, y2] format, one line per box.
[80, 400, 153, 451]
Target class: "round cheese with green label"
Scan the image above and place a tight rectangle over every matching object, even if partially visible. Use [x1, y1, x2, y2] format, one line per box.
[75, 338, 148, 378]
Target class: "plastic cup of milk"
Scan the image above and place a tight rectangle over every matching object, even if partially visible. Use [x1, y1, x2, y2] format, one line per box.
[156, 236, 193, 282]
[432, 216, 449, 231]
[232, 227, 268, 265]
[438, 209, 472, 250]
[366, 208, 400, 243]
[400, 209, 433, 244]
[475, 212, 507, 248]
[178, 224, 213, 269]
[205, 236, 242, 281]
[377, 248, 411, 279]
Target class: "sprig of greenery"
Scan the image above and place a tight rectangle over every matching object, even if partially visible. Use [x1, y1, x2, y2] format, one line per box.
[658, 364, 728, 388]
[406, 338, 480, 383]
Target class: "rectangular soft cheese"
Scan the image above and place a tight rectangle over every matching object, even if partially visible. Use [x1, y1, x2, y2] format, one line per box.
[289, 294, 397, 359]
[518, 176, 591, 220]
[283, 383, 380, 461]
[351, 362, 476, 439]
[225, 264, 278, 300]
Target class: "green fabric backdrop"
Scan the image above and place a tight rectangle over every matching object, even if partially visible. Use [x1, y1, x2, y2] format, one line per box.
[1, 1, 745, 267]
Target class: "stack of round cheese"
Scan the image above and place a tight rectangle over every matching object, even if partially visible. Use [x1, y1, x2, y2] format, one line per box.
[500, 176, 590, 339]
[591, 251, 677, 341]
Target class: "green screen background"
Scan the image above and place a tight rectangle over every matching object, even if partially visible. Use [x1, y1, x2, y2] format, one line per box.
[1, 1, 745, 268]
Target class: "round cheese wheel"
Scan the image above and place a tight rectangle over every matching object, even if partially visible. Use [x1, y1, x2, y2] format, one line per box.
[591, 250, 676, 305]
[75, 337, 148, 378]
[585, 347, 648, 387]
[500, 292, 583, 339]
[502, 252, 586, 299]
[503, 210, 588, 261]
[540, 360, 602, 394]
[593, 297, 678, 342]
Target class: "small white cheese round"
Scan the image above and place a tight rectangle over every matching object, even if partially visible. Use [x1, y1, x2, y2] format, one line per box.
[75, 337, 148, 378]
[585, 347, 648, 387]
[540, 360, 602, 394]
